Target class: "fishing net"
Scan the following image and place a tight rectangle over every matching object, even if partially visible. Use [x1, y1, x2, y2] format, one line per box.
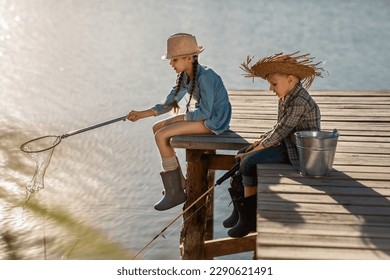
[20, 115, 127, 204]
[20, 135, 62, 203]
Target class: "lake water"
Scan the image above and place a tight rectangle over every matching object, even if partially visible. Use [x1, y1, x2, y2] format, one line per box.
[1, 0, 389, 260]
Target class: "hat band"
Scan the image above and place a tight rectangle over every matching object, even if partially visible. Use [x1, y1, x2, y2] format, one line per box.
[163, 46, 204, 60]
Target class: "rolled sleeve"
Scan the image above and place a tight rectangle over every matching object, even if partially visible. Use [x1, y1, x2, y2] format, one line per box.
[151, 85, 187, 116]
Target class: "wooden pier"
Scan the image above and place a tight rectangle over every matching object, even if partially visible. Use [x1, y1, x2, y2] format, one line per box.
[171, 90, 390, 260]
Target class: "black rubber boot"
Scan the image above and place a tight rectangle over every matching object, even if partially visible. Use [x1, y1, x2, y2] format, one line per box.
[154, 168, 187, 211]
[223, 187, 244, 228]
[223, 171, 244, 228]
[227, 195, 257, 238]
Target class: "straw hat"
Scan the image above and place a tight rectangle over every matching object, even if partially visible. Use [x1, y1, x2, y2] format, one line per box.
[161, 33, 204, 60]
[240, 51, 324, 89]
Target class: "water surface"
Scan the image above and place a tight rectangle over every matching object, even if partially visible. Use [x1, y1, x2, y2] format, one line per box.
[1, 0, 389, 259]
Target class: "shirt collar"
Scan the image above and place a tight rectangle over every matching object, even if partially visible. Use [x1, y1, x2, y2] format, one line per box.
[183, 63, 201, 86]
[282, 82, 303, 104]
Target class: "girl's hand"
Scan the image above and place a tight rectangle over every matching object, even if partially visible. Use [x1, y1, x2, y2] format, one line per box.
[127, 110, 142, 122]
[127, 109, 157, 122]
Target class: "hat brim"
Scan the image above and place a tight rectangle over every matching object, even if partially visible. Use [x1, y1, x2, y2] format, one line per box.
[161, 46, 204, 60]
[240, 52, 324, 90]
[252, 62, 316, 80]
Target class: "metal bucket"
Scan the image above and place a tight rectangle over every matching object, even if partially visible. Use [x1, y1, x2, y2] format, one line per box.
[295, 130, 339, 176]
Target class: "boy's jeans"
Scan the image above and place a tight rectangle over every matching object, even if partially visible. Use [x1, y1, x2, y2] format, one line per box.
[238, 143, 290, 187]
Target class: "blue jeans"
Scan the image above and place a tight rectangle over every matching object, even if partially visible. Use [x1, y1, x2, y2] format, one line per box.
[238, 143, 290, 187]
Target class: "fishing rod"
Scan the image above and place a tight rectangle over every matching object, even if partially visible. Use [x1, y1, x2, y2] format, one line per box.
[132, 161, 240, 259]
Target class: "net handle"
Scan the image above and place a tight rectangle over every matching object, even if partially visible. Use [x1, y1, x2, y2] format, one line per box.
[61, 114, 128, 139]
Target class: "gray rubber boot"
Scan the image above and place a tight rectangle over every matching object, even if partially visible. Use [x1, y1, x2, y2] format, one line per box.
[154, 168, 187, 211]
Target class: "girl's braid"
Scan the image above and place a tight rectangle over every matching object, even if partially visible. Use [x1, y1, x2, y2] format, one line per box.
[172, 72, 184, 114]
[185, 57, 199, 113]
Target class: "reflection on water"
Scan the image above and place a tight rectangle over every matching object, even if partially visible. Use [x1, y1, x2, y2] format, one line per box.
[1, 0, 389, 259]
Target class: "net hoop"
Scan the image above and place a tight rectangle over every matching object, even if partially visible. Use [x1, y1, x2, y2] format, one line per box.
[20, 135, 62, 153]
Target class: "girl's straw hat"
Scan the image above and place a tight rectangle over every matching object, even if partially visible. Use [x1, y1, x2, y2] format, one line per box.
[240, 51, 324, 89]
[162, 33, 204, 60]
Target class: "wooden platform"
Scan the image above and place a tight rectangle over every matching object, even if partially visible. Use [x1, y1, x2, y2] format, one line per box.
[171, 90, 390, 259]
[256, 91, 390, 260]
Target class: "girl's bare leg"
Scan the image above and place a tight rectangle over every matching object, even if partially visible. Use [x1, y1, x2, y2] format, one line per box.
[154, 121, 211, 158]
[152, 114, 184, 134]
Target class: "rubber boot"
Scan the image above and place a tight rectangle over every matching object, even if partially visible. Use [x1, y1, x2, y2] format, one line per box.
[227, 195, 257, 238]
[223, 171, 244, 228]
[223, 187, 244, 228]
[154, 168, 187, 211]
[161, 160, 186, 194]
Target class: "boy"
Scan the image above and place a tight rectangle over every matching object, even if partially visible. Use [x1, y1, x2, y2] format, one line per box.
[226, 52, 324, 237]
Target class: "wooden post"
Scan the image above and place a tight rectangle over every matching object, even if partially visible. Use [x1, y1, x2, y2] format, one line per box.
[180, 149, 214, 259]
[205, 164, 215, 243]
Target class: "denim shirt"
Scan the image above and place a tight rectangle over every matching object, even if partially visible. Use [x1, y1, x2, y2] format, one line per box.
[151, 64, 232, 135]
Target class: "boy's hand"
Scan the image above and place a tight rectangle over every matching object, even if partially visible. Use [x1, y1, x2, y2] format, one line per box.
[252, 140, 261, 148]
[235, 141, 265, 161]
[235, 152, 247, 161]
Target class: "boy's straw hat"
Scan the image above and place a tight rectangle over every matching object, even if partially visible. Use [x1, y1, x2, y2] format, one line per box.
[240, 51, 324, 89]
[162, 33, 204, 60]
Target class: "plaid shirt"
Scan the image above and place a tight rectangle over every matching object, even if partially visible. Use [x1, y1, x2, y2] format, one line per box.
[261, 83, 321, 166]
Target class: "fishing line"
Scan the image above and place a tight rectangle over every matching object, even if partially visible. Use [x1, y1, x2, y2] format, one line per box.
[138, 199, 208, 259]
[139, 181, 234, 259]
[132, 162, 240, 259]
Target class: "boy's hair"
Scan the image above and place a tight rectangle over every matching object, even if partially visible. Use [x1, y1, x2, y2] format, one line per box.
[265, 73, 297, 79]
[240, 52, 324, 89]
[172, 56, 199, 114]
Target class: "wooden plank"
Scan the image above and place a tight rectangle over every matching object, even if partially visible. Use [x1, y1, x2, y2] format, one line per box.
[233, 108, 390, 117]
[257, 212, 390, 226]
[203, 233, 257, 259]
[257, 246, 390, 260]
[258, 170, 390, 181]
[258, 163, 390, 173]
[231, 119, 390, 131]
[257, 164, 390, 179]
[258, 201, 390, 216]
[171, 135, 249, 150]
[206, 154, 236, 170]
[228, 89, 390, 97]
[259, 193, 390, 206]
[232, 113, 390, 122]
[232, 102, 390, 110]
[256, 222, 390, 238]
[257, 233, 390, 250]
[172, 132, 390, 151]
[258, 184, 390, 197]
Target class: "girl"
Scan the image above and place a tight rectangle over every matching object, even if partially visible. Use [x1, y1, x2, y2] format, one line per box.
[127, 33, 232, 211]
